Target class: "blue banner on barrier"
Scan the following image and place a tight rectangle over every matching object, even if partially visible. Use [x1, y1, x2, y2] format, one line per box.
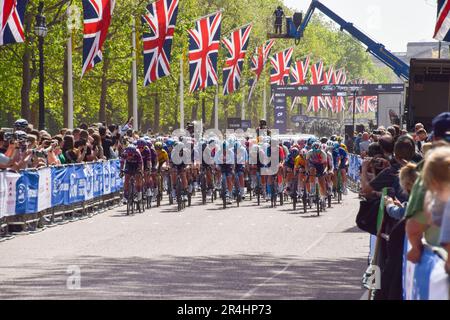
[15, 171, 39, 214]
[93, 162, 103, 198]
[3, 160, 122, 216]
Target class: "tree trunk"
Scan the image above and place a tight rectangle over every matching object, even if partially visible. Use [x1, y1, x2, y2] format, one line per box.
[99, 52, 110, 123]
[191, 92, 198, 121]
[154, 93, 160, 133]
[20, 12, 32, 121]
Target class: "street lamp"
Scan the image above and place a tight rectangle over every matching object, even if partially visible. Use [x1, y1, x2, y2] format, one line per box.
[35, 1, 47, 130]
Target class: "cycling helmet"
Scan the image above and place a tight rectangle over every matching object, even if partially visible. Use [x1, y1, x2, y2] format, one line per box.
[290, 147, 300, 157]
[136, 139, 147, 148]
[14, 119, 29, 131]
[307, 137, 317, 146]
[15, 130, 28, 142]
[312, 141, 321, 151]
[330, 135, 337, 141]
[166, 139, 175, 148]
[320, 137, 328, 144]
[333, 142, 340, 150]
[283, 141, 291, 150]
[124, 145, 137, 157]
[155, 142, 163, 150]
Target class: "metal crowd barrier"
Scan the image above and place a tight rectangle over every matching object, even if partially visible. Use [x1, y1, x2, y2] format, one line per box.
[0, 160, 123, 241]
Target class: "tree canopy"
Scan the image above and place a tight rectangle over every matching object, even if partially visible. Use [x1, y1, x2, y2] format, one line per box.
[0, 0, 393, 133]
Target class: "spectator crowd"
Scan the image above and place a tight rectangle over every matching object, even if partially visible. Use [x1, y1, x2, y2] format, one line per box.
[0, 118, 139, 171]
[353, 112, 450, 299]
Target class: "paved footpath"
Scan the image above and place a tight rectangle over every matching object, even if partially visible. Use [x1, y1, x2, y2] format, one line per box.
[0, 192, 369, 299]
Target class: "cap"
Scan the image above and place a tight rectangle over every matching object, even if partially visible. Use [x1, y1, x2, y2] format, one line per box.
[432, 112, 450, 139]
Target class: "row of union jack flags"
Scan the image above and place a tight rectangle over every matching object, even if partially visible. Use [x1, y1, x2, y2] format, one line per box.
[268, 50, 377, 114]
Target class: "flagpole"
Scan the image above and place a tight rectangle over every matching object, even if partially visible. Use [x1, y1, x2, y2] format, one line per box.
[180, 56, 185, 130]
[67, 22, 74, 130]
[131, 16, 138, 130]
[263, 82, 267, 120]
[241, 86, 246, 121]
[214, 85, 219, 130]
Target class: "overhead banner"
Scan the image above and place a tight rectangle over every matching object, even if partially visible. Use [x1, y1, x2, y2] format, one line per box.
[272, 84, 405, 97]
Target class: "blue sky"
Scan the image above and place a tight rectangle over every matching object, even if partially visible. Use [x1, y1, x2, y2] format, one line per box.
[283, 0, 438, 52]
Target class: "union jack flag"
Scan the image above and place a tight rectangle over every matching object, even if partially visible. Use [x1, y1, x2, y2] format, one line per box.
[142, 0, 179, 86]
[222, 24, 252, 95]
[251, 39, 275, 81]
[82, 0, 115, 77]
[307, 61, 326, 112]
[247, 39, 275, 103]
[434, 0, 450, 41]
[289, 56, 310, 111]
[323, 66, 336, 110]
[270, 47, 294, 85]
[188, 11, 222, 93]
[334, 68, 347, 113]
[290, 56, 310, 85]
[0, 0, 28, 46]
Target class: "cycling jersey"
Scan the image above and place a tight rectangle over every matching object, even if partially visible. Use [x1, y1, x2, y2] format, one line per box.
[139, 146, 152, 170]
[332, 147, 348, 170]
[294, 154, 307, 169]
[306, 149, 328, 177]
[121, 149, 143, 174]
[157, 149, 169, 165]
[284, 153, 296, 169]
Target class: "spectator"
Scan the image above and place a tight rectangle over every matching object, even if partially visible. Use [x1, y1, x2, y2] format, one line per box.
[72, 128, 81, 142]
[91, 133, 105, 160]
[62, 135, 84, 164]
[415, 123, 424, 133]
[359, 132, 371, 157]
[420, 147, 450, 274]
[415, 128, 428, 155]
[406, 112, 450, 265]
[99, 126, 115, 160]
[0, 130, 7, 154]
[354, 133, 362, 155]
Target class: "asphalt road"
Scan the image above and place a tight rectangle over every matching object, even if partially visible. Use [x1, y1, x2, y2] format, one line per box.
[0, 192, 369, 300]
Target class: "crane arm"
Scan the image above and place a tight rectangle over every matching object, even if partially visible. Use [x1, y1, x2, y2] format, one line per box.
[295, 0, 409, 80]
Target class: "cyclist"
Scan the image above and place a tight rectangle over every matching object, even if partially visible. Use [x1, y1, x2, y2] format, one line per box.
[198, 138, 216, 197]
[215, 140, 234, 204]
[284, 146, 299, 198]
[169, 141, 189, 202]
[306, 141, 328, 207]
[294, 145, 308, 196]
[136, 139, 153, 199]
[234, 138, 248, 200]
[332, 141, 349, 195]
[120, 145, 144, 204]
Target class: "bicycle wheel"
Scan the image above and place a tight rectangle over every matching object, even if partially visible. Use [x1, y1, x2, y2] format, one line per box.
[222, 178, 227, 209]
[176, 178, 182, 212]
[271, 180, 277, 208]
[200, 173, 207, 205]
[316, 188, 320, 216]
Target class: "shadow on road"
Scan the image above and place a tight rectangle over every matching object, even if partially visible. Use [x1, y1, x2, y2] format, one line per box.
[0, 254, 365, 300]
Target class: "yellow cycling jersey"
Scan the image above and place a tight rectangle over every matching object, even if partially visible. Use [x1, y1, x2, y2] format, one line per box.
[157, 150, 169, 164]
[294, 155, 307, 168]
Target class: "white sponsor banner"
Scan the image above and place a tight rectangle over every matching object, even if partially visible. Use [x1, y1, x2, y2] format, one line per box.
[0, 171, 7, 218]
[5, 171, 20, 217]
[37, 168, 52, 212]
